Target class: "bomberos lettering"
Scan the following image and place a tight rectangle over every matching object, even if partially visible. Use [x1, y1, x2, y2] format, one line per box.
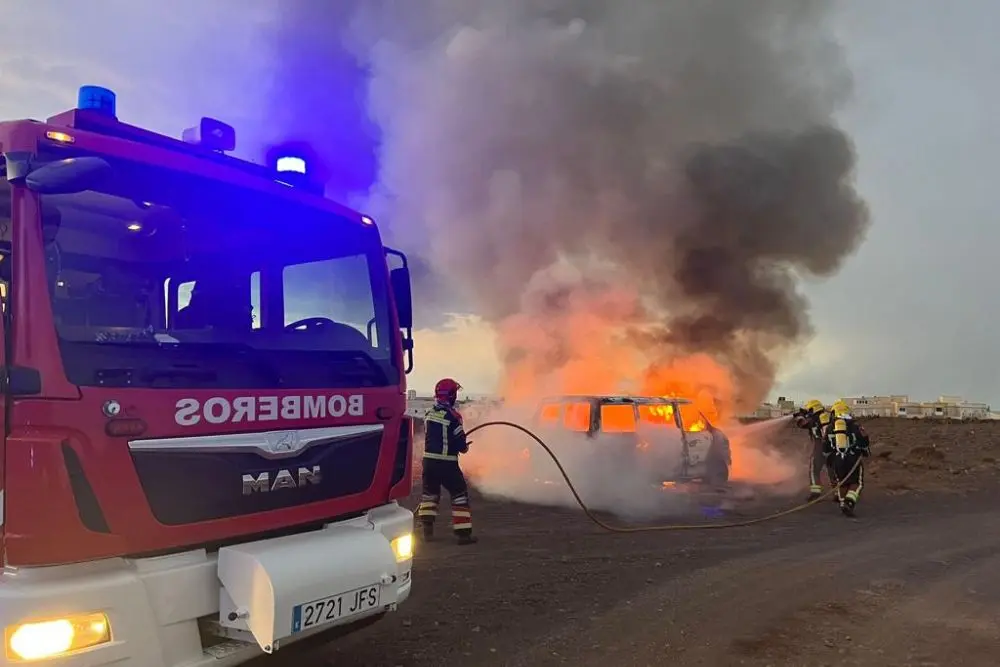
[174, 395, 365, 426]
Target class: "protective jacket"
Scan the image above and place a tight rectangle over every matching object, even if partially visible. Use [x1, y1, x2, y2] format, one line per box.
[423, 402, 469, 461]
[795, 409, 832, 448]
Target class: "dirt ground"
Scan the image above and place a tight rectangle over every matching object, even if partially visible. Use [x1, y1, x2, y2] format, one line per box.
[270, 419, 1000, 667]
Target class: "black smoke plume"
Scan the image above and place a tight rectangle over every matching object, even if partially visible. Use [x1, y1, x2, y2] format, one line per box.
[263, 0, 870, 406]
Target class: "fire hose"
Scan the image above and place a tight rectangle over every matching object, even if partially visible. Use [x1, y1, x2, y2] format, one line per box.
[463, 420, 865, 533]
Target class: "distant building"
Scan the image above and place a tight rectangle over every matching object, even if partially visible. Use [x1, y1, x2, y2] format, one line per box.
[834, 395, 991, 419]
[737, 394, 994, 420]
[843, 395, 906, 417]
[745, 397, 797, 419]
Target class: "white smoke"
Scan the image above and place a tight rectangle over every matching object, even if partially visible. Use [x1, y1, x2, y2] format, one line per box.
[460, 408, 802, 519]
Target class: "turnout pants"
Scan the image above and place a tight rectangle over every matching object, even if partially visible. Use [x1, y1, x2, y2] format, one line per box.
[417, 458, 472, 535]
[808, 439, 839, 496]
[833, 451, 864, 505]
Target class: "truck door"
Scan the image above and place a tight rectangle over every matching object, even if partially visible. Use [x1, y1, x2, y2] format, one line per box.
[0, 181, 10, 539]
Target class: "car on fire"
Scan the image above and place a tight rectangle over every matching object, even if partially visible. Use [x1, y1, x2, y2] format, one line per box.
[530, 395, 732, 487]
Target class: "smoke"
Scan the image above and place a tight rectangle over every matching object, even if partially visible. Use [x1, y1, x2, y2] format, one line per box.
[456, 402, 698, 519]
[265, 0, 869, 409]
[459, 406, 802, 518]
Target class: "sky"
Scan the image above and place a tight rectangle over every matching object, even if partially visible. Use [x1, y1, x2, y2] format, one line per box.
[2, 1, 997, 405]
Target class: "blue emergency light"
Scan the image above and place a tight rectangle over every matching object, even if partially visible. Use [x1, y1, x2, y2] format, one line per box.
[78, 85, 117, 118]
[268, 144, 322, 193]
[276, 156, 307, 175]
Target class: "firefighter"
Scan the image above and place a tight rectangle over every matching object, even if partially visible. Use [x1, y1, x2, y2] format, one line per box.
[416, 378, 477, 545]
[825, 400, 871, 517]
[793, 399, 838, 502]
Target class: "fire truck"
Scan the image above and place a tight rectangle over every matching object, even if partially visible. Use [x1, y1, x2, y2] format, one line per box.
[0, 86, 417, 665]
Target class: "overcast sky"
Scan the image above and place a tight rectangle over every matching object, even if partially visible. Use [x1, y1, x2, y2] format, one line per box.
[2, 1, 996, 405]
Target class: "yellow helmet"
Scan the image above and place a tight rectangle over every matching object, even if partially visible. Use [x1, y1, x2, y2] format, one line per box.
[832, 400, 850, 416]
[804, 399, 824, 412]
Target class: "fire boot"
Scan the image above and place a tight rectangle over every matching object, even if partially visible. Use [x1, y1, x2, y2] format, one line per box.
[807, 485, 823, 502]
[840, 489, 859, 517]
[840, 497, 856, 517]
[456, 530, 478, 546]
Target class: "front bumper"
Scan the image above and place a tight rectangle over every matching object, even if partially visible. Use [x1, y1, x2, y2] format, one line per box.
[0, 502, 413, 666]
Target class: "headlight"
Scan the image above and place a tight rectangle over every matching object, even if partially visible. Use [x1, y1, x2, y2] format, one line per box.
[391, 533, 414, 562]
[6, 612, 110, 661]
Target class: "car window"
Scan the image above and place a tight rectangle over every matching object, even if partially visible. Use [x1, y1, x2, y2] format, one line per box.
[538, 402, 561, 424]
[562, 402, 591, 432]
[601, 404, 637, 433]
[638, 404, 679, 428]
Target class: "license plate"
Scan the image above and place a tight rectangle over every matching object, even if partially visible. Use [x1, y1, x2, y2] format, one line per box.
[291, 584, 381, 633]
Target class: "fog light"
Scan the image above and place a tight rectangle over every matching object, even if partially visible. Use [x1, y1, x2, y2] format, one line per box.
[6, 612, 110, 661]
[391, 533, 413, 562]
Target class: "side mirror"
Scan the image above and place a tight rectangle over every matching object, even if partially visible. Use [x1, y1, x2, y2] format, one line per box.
[385, 248, 414, 374]
[25, 156, 112, 195]
[390, 266, 413, 330]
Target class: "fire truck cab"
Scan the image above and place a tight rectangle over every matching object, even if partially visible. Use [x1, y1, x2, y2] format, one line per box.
[0, 87, 416, 665]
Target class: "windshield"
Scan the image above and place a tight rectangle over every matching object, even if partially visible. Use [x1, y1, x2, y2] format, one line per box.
[37, 154, 397, 389]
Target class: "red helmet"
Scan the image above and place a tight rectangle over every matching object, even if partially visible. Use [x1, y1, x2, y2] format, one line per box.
[434, 378, 462, 404]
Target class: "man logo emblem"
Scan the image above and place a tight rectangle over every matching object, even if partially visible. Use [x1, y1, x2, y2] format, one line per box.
[262, 431, 303, 457]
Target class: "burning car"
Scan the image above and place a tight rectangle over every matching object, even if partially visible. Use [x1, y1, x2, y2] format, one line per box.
[529, 395, 732, 487]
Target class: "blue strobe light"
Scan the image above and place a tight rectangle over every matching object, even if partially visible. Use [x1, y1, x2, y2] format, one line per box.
[77, 85, 117, 118]
[276, 157, 307, 175]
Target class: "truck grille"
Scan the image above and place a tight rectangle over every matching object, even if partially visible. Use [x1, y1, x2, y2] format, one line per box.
[129, 425, 383, 525]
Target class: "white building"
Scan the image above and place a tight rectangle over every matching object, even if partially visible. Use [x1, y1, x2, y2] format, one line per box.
[835, 395, 992, 419]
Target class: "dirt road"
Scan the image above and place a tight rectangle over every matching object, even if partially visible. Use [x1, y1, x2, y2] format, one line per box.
[266, 420, 1000, 667]
[276, 487, 998, 667]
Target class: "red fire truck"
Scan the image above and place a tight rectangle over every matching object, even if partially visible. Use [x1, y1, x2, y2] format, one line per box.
[0, 86, 417, 665]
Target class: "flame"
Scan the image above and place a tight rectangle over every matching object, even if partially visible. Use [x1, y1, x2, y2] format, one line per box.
[641, 401, 708, 432]
[459, 286, 795, 487]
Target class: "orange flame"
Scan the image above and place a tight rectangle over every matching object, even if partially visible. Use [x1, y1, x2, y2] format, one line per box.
[462, 287, 790, 485]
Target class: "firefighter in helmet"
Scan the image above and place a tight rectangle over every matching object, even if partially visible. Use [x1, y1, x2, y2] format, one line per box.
[824, 400, 870, 516]
[417, 378, 477, 545]
[793, 399, 838, 502]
